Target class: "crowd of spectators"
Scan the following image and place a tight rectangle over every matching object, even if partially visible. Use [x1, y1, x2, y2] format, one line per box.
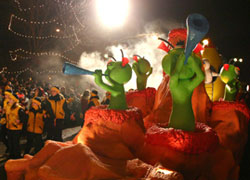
[0, 73, 109, 159]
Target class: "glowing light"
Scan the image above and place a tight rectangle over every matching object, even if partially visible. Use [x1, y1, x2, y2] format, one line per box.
[152, 35, 158, 41]
[104, 54, 109, 58]
[96, 0, 129, 28]
[56, 28, 60, 32]
[233, 58, 237, 62]
[247, 85, 249, 92]
[202, 39, 209, 46]
[239, 58, 243, 62]
[156, 168, 173, 175]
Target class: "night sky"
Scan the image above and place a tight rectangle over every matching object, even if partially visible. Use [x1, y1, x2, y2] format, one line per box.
[0, 0, 249, 83]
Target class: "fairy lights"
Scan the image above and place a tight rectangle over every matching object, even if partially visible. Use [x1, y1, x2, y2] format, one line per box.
[8, 0, 87, 74]
[9, 48, 78, 63]
[14, 0, 45, 12]
[8, 23, 84, 40]
[4, 67, 63, 75]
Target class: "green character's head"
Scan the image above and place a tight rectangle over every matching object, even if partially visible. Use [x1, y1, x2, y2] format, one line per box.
[220, 64, 239, 84]
[162, 48, 201, 79]
[105, 59, 132, 85]
[133, 55, 151, 74]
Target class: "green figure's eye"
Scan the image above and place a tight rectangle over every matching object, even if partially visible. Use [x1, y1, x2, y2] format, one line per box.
[107, 62, 115, 70]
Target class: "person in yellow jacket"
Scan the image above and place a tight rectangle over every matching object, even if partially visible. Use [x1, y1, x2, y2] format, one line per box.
[6, 93, 26, 159]
[44, 86, 69, 141]
[87, 90, 100, 109]
[0, 89, 12, 154]
[24, 97, 46, 154]
[101, 91, 111, 105]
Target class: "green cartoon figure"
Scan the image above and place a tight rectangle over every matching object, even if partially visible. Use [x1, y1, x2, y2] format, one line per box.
[132, 55, 153, 90]
[220, 64, 241, 101]
[162, 46, 204, 131]
[94, 50, 132, 110]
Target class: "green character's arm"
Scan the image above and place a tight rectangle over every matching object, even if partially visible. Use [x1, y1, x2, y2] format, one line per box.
[132, 63, 140, 76]
[94, 70, 120, 97]
[187, 55, 205, 90]
[169, 53, 185, 87]
[146, 67, 153, 77]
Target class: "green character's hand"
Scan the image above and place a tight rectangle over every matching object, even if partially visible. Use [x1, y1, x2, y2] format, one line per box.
[132, 56, 152, 90]
[94, 69, 103, 85]
[93, 53, 132, 110]
[162, 48, 204, 131]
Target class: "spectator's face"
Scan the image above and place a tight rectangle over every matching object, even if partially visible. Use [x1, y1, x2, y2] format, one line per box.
[51, 90, 58, 97]
[35, 89, 39, 96]
[8, 98, 15, 105]
[5, 94, 9, 100]
[32, 102, 39, 110]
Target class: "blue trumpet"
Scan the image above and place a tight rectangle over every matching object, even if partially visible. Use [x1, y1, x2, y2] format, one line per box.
[184, 13, 209, 64]
[62, 62, 106, 76]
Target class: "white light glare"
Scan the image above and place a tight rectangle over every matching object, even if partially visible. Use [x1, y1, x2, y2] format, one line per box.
[239, 58, 243, 62]
[96, 0, 129, 28]
[56, 29, 60, 32]
[202, 39, 209, 46]
[104, 54, 109, 59]
[152, 35, 158, 41]
[233, 58, 237, 62]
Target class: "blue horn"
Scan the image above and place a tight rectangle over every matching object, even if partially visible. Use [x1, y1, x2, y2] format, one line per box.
[184, 13, 209, 64]
[63, 62, 106, 76]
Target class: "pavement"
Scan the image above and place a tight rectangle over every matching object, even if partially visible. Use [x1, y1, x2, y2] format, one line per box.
[0, 126, 81, 180]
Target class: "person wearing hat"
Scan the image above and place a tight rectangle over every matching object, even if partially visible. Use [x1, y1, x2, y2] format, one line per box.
[25, 97, 46, 154]
[44, 86, 69, 141]
[101, 91, 111, 105]
[5, 92, 26, 159]
[87, 90, 100, 109]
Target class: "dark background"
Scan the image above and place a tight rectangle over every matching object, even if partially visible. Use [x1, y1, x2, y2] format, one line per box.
[0, 0, 249, 83]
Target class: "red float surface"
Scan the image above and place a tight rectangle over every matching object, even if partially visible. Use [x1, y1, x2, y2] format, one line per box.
[145, 122, 219, 154]
[85, 105, 143, 125]
[212, 101, 250, 120]
[126, 87, 156, 117]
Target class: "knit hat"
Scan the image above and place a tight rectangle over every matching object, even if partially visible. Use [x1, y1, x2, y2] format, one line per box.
[91, 90, 98, 95]
[51, 86, 60, 94]
[4, 89, 12, 96]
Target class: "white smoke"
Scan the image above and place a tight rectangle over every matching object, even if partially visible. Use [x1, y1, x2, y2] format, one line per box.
[79, 32, 168, 93]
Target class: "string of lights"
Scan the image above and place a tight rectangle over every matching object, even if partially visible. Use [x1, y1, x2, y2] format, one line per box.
[10, 14, 81, 29]
[8, 16, 84, 40]
[14, 0, 45, 12]
[9, 48, 78, 64]
[9, 38, 80, 62]
[4, 67, 63, 75]
[51, 0, 86, 29]
[52, 0, 73, 6]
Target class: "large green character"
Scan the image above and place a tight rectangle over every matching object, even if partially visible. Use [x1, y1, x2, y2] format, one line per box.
[132, 55, 153, 90]
[220, 64, 241, 101]
[162, 47, 204, 131]
[94, 60, 132, 110]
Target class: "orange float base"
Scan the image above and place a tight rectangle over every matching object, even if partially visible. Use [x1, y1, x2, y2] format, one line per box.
[209, 101, 250, 164]
[126, 87, 156, 118]
[140, 123, 238, 180]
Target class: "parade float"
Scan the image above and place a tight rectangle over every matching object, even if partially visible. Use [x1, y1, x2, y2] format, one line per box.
[202, 39, 225, 101]
[4, 13, 250, 180]
[209, 63, 250, 165]
[125, 54, 156, 118]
